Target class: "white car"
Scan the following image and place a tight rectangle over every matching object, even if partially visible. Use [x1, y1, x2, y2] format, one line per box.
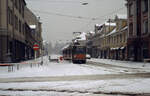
[49, 55, 60, 63]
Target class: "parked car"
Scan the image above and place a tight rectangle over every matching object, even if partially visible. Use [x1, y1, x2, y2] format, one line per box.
[49, 55, 59, 63]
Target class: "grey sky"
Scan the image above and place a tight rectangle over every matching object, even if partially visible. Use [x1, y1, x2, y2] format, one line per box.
[26, 0, 127, 44]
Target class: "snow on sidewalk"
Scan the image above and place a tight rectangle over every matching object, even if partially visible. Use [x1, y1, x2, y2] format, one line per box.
[0, 78, 150, 95]
[89, 58, 150, 69]
[0, 61, 114, 78]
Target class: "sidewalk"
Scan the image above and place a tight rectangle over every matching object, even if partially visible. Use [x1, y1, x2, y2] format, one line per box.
[88, 58, 150, 69]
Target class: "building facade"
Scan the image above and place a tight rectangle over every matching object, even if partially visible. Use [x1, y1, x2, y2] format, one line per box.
[97, 22, 116, 59]
[25, 7, 43, 58]
[126, 0, 150, 61]
[0, 0, 26, 63]
[86, 15, 128, 61]
[0, 0, 43, 63]
[108, 15, 128, 60]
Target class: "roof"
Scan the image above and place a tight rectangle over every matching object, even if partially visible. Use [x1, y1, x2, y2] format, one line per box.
[121, 26, 128, 31]
[104, 22, 116, 26]
[106, 28, 117, 36]
[23, 0, 26, 5]
[75, 32, 86, 41]
[61, 44, 70, 51]
[95, 24, 102, 27]
[89, 31, 95, 35]
[29, 25, 36, 29]
[115, 14, 127, 19]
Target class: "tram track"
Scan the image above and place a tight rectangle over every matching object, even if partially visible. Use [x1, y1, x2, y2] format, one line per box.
[0, 72, 150, 83]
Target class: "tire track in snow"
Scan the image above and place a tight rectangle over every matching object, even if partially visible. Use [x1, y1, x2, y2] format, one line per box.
[0, 72, 150, 83]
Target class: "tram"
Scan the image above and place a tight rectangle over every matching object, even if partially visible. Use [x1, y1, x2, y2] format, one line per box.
[62, 44, 86, 64]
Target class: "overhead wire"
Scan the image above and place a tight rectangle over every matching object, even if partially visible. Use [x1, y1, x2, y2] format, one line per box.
[32, 6, 126, 21]
[31, 5, 126, 33]
[32, 9, 105, 21]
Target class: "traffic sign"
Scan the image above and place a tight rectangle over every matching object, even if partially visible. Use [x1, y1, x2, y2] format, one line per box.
[33, 44, 39, 51]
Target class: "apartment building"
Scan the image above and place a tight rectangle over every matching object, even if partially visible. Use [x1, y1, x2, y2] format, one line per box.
[0, 0, 43, 63]
[25, 7, 43, 58]
[98, 21, 116, 59]
[0, 0, 26, 63]
[86, 15, 128, 61]
[126, 0, 150, 61]
[107, 15, 128, 60]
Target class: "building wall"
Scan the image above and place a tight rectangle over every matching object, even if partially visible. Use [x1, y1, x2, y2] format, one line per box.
[0, 0, 10, 62]
[149, 0, 150, 34]
[0, 0, 42, 63]
[127, 0, 150, 61]
[24, 7, 43, 58]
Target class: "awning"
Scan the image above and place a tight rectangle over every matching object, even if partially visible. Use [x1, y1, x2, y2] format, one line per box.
[120, 46, 125, 50]
[111, 47, 119, 50]
[111, 46, 125, 50]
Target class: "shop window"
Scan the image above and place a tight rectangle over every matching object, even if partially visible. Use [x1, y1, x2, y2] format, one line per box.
[129, 46, 134, 59]
[143, 43, 149, 58]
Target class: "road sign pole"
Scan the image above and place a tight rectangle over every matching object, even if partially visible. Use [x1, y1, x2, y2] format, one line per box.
[33, 44, 39, 66]
[34, 50, 37, 66]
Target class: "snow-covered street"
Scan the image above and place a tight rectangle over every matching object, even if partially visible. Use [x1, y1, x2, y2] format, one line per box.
[0, 56, 150, 96]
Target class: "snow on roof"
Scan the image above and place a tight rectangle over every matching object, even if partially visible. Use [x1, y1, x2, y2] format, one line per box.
[121, 26, 128, 31]
[106, 28, 117, 36]
[89, 31, 95, 35]
[104, 22, 116, 26]
[116, 14, 127, 19]
[61, 44, 70, 51]
[100, 34, 105, 38]
[75, 32, 86, 41]
[29, 25, 36, 29]
[95, 24, 102, 27]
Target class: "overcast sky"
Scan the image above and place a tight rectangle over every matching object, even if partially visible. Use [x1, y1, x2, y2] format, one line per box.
[26, 0, 127, 45]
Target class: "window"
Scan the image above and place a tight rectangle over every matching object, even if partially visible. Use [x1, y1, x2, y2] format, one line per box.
[129, 23, 133, 36]
[19, 0, 21, 13]
[120, 34, 122, 43]
[10, 10, 13, 25]
[15, 16, 18, 30]
[142, 0, 148, 13]
[19, 20, 21, 33]
[22, 5, 24, 17]
[22, 24, 25, 35]
[143, 43, 149, 58]
[8, 7, 11, 25]
[143, 20, 148, 35]
[15, 0, 18, 9]
[113, 37, 115, 44]
[124, 33, 126, 42]
[129, 3, 134, 16]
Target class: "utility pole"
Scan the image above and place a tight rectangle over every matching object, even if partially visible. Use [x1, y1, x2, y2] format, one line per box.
[136, 0, 142, 61]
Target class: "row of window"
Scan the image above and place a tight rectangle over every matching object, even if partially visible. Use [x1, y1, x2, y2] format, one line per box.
[10, 0, 25, 17]
[128, 0, 149, 37]
[129, 20, 148, 36]
[129, 0, 148, 16]
[8, 7, 25, 35]
[101, 32, 127, 47]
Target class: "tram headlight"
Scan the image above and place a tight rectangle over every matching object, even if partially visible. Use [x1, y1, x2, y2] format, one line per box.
[74, 55, 77, 58]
